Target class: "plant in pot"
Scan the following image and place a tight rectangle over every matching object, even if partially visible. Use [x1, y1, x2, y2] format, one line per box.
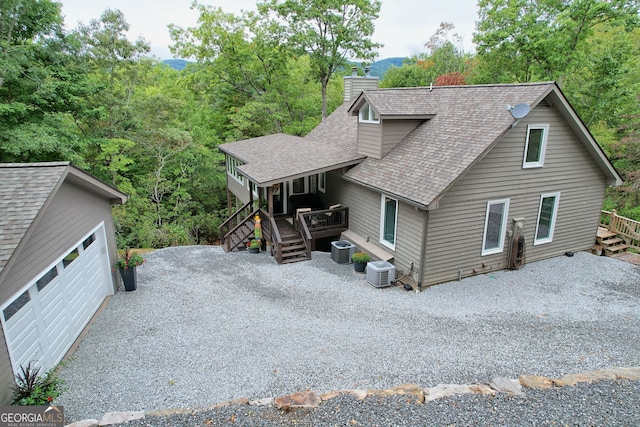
[351, 251, 370, 273]
[115, 248, 144, 291]
[247, 239, 261, 254]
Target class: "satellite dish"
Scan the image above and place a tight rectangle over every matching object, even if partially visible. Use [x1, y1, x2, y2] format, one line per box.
[508, 103, 531, 120]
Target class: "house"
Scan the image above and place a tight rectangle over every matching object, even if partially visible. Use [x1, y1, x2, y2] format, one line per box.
[0, 162, 127, 404]
[219, 71, 621, 287]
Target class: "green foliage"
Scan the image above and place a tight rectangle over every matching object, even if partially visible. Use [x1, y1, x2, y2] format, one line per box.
[12, 362, 65, 406]
[351, 251, 370, 263]
[114, 248, 144, 269]
[257, 0, 382, 118]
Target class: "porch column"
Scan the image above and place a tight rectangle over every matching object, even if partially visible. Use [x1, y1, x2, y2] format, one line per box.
[268, 186, 274, 217]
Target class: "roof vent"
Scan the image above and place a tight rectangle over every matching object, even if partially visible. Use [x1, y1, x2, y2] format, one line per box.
[364, 66, 371, 77]
[351, 66, 358, 77]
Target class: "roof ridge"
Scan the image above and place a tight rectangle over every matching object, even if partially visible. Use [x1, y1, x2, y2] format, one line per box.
[0, 161, 70, 168]
[364, 82, 556, 92]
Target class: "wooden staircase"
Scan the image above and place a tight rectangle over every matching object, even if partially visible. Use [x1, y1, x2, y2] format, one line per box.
[596, 227, 629, 256]
[278, 237, 311, 264]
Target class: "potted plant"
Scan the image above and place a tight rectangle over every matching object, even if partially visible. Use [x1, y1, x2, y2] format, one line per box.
[247, 239, 261, 254]
[351, 251, 370, 273]
[115, 248, 144, 291]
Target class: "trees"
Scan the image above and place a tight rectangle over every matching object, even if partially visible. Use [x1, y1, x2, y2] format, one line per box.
[257, 0, 382, 119]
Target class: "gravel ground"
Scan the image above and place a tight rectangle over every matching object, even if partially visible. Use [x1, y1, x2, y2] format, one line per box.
[56, 247, 640, 423]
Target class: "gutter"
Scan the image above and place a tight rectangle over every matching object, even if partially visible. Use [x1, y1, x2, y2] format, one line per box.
[417, 208, 429, 291]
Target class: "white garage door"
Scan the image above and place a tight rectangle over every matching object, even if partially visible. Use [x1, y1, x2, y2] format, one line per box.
[1, 225, 112, 375]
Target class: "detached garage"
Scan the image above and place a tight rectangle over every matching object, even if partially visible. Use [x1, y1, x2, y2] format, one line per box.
[0, 162, 127, 404]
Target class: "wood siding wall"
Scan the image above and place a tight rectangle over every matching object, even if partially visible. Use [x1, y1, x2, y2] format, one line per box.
[344, 77, 380, 102]
[0, 181, 120, 404]
[356, 122, 382, 159]
[227, 173, 251, 205]
[381, 120, 423, 158]
[422, 103, 607, 286]
[330, 171, 424, 275]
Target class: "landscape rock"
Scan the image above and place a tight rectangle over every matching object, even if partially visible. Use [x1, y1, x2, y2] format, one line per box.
[610, 367, 640, 380]
[489, 377, 524, 396]
[389, 383, 425, 403]
[274, 391, 321, 411]
[209, 396, 250, 408]
[469, 384, 497, 396]
[519, 375, 554, 389]
[98, 411, 144, 426]
[425, 384, 474, 401]
[250, 397, 274, 406]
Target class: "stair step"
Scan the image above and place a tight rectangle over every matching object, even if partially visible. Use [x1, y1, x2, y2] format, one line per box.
[281, 249, 309, 258]
[601, 237, 624, 245]
[604, 244, 629, 254]
[280, 255, 310, 264]
[282, 244, 307, 252]
[597, 227, 617, 239]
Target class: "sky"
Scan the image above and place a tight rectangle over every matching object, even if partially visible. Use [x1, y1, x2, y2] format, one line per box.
[59, 0, 480, 61]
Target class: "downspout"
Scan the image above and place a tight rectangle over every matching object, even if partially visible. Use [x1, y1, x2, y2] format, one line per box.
[417, 208, 429, 292]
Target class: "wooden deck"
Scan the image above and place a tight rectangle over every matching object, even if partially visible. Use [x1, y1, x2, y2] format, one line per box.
[611, 251, 640, 266]
[275, 216, 298, 239]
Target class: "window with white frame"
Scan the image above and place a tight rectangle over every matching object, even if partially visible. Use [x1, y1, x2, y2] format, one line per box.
[534, 192, 560, 245]
[523, 124, 549, 168]
[226, 155, 245, 184]
[359, 102, 379, 124]
[481, 199, 510, 256]
[380, 195, 398, 250]
[318, 172, 326, 193]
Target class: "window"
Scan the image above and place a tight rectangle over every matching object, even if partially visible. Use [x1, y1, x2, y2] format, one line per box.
[291, 177, 307, 195]
[3, 290, 30, 322]
[36, 266, 58, 292]
[380, 195, 398, 250]
[318, 172, 326, 193]
[481, 199, 510, 256]
[534, 193, 560, 245]
[359, 102, 379, 124]
[226, 155, 245, 184]
[523, 124, 549, 168]
[82, 233, 95, 250]
[63, 248, 79, 268]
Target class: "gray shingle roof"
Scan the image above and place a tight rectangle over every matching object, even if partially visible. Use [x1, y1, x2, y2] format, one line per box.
[0, 162, 69, 275]
[340, 83, 559, 207]
[219, 133, 365, 186]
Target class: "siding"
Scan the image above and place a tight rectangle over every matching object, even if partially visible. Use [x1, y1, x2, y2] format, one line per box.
[227, 174, 250, 205]
[357, 122, 382, 159]
[422, 103, 607, 286]
[381, 120, 423, 158]
[0, 180, 119, 404]
[331, 172, 424, 275]
[344, 77, 380, 102]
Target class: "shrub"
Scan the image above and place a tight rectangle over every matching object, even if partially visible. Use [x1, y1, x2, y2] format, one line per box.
[351, 251, 370, 263]
[12, 362, 65, 406]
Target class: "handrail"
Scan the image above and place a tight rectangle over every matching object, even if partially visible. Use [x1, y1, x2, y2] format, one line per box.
[223, 207, 260, 252]
[259, 209, 283, 263]
[297, 212, 313, 259]
[300, 207, 349, 233]
[600, 210, 640, 251]
[219, 201, 254, 249]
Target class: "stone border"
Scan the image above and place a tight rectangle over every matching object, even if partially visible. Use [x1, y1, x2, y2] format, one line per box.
[65, 367, 640, 426]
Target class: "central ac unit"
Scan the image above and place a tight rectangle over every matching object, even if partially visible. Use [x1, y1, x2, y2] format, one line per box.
[366, 261, 395, 288]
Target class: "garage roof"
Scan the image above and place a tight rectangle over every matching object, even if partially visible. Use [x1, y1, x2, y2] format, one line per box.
[0, 162, 127, 278]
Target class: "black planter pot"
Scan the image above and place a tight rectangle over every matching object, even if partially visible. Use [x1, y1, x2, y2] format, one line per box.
[119, 267, 138, 291]
[353, 261, 367, 273]
[248, 247, 260, 254]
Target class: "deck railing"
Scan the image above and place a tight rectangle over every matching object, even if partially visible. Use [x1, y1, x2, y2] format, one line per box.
[600, 210, 640, 251]
[219, 201, 254, 250]
[299, 207, 349, 237]
[260, 209, 284, 263]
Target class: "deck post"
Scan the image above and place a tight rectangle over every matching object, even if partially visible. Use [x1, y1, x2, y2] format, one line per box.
[268, 186, 274, 217]
[610, 209, 617, 232]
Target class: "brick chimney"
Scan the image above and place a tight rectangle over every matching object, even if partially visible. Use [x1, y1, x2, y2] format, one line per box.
[343, 66, 379, 103]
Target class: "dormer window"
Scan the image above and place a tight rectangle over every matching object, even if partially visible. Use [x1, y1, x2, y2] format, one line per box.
[359, 102, 379, 124]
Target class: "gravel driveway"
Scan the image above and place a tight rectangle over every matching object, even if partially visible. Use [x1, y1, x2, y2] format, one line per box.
[57, 247, 640, 422]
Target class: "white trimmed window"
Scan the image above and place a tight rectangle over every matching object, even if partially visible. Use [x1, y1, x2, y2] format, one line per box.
[380, 195, 398, 250]
[359, 102, 379, 124]
[318, 172, 326, 193]
[534, 192, 560, 245]
[226, 155, 244, 184]
[481, 199, 510, 256]
[523, 124, 549, 168]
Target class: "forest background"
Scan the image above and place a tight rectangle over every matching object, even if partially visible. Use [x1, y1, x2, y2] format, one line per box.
[1, 0, 639, 249]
